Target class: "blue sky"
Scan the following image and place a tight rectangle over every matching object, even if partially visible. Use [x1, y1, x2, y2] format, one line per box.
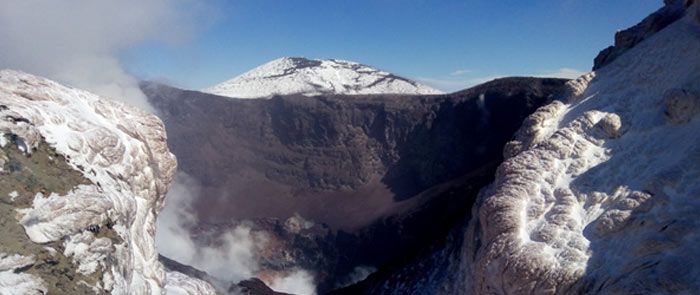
[122, 0, 661, 92]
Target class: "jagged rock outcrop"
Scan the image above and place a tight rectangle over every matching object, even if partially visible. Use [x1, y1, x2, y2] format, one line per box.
[592, 0, 695, 70]
[236, 278, 292, 295]
[0, 70, 213, 294]
[143, 77, 568, 292]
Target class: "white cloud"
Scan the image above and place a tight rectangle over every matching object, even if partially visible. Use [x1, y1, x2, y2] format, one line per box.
[0, 0, 213, 112]
[450, 69, 473, 76]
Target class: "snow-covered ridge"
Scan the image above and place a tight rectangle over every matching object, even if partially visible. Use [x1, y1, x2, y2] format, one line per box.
[0, 70, 214, 294]
[472, 3, 700, 293]
[203, 57, 443, 99]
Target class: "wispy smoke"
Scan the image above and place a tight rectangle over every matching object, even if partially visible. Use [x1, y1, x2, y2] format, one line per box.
[335, 266, 377, 289]
[0, 0, 211, 112]
[270, 269, 317, 295]
[156, 173, 259, 282]
[156, 172, 318, 294]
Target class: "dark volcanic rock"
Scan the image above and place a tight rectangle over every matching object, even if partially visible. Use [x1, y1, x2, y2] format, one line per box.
[160, 255, 218, 284]
[143, 77, 568, 292]
[144, 77, 567, 225]
[236, 278, 292, 295]
[161, 255, 288, 295]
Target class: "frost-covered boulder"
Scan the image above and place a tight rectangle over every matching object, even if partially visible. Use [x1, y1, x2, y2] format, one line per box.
[472, 3, 700, 294]
[0, 70, 215, 294]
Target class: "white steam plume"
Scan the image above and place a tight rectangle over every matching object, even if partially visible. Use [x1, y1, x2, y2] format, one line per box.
[156, 172, 318, 294]
[155, 173, 260, 283]
[270, 269, 317, 295]
[0, 0, 211, 112]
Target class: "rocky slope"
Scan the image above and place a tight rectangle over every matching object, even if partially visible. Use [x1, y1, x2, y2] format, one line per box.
[593, 0, 691, 70]
[143, 77, 568, 292]
[473, 2, 700, 293]
[203, 57, 442, 99]
[0, 70, 214, 294]
[339, 1, 700, 294]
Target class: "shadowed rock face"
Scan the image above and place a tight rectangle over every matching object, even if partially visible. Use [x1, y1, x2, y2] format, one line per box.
[144, 77, 567, 229]
[236, 278, 292, 295]
[142, 77, 568, 292]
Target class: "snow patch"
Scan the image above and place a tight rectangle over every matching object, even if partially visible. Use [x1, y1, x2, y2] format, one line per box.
[164, 271, 217, 295]
[63, 232, 113, 276]
[7, 191, 18, 202]
[0, 253, 46, 294]
[16, 188, 111, 244]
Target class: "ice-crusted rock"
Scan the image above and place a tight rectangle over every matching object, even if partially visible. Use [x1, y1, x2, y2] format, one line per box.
[0, 70, 214, 294]
[160, 255, 222, 294]
[203, 57, 443, 99]
[164, 271, 218, 295]
[472, 3, 700, 294]
[0, 253, 46, 295]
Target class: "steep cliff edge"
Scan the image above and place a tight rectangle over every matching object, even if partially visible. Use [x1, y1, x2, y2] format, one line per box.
[143, 77, 568, 292]
[145, 77, 567, 228]
[0, 70, 214, 294]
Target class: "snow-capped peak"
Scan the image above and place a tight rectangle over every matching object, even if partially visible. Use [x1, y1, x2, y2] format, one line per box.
[203, 57, 443, 99]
